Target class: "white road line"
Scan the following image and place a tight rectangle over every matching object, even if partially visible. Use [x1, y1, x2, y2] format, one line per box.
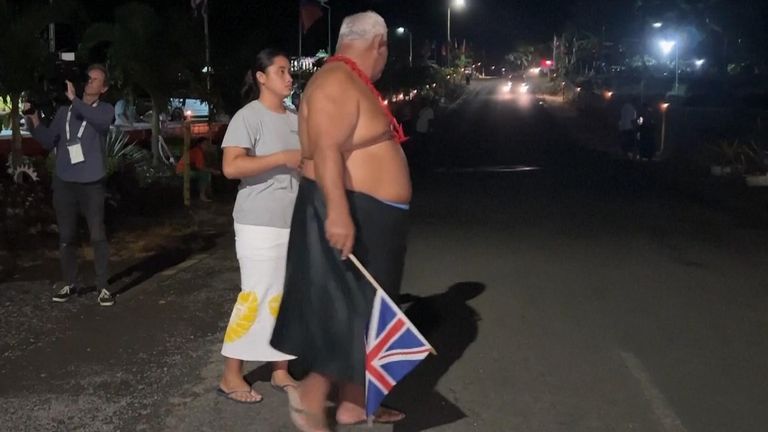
[620, 351, 688, 432]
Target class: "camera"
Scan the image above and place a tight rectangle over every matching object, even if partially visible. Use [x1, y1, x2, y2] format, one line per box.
[23, 53, 85, 117]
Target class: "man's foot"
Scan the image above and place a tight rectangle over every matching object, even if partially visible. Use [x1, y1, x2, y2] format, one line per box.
[286, 386, 329, 432]
[336, 406, 406, 425]
[52, 284, 76, 303]
[200, 195, 212, 202]
[97, 289, 115, 306]
[270, 370, 299, 393]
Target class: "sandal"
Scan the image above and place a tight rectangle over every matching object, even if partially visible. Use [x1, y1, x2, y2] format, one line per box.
[215, 386, 263, 404]
[337, 406, 406, 425]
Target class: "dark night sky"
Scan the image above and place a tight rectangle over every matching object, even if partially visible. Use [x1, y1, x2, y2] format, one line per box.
[329, 0, 578, 60]
[37, 0, 768, 85]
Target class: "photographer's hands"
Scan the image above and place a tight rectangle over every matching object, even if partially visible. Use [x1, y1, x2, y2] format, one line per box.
[65, 81, 76, 101]
[22, 103, 40, 128]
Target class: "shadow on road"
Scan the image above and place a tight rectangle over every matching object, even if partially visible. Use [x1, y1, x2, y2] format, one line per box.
[106, 231, 220, 295]
[387, 281, 486, 432]
[242, 282, 485, 432]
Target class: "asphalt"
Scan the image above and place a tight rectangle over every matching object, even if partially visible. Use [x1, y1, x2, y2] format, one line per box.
[2, 78, 768, 432]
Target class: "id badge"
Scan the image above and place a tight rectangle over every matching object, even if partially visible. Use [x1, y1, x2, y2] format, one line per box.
[67, 138, 85, 164]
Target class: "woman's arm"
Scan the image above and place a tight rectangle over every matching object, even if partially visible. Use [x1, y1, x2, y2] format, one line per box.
[221, 147, 301, 179]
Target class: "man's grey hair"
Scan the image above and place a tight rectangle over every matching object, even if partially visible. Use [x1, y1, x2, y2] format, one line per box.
[336, 11, 387, 49]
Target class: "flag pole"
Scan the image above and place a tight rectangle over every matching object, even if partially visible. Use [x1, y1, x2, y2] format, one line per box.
[348, 254, 437, 355]
[298, 7, 303, 60]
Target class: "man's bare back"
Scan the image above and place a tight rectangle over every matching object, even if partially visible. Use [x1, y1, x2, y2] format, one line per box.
[300, 62, 411, 204]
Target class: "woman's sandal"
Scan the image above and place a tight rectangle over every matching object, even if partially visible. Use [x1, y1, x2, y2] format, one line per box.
[215, 386, 263, 404]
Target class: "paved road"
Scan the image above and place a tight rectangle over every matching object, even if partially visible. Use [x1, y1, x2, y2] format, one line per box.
[2, 78, 768, 432]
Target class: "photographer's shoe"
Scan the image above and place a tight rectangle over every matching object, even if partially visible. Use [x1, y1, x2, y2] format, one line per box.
[52, 284, 76, 303]
[97, 289, 115, 307]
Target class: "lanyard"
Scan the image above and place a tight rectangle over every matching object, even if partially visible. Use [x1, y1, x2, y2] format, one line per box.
[65, 100, 99, 141]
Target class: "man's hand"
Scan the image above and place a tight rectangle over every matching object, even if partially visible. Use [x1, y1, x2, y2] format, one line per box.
[281, 150, 302, 169]
[325, 210, 355, 259]
[22, 103, 40, 128]
[65, 80, 76, 101]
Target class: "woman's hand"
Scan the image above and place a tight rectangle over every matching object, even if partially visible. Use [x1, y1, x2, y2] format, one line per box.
[281, 150, 302, 169]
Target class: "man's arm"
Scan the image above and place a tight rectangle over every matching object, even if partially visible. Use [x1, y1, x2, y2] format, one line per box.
[69, 98, 115, 133]
[308, 71, 359, 258]
[27, 107, 64, 151]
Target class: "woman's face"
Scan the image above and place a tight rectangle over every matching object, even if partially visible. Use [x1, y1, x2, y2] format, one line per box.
[257, 56, 294, 99]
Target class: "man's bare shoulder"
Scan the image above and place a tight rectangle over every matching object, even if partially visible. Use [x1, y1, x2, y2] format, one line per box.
[306, 63, 357, 96]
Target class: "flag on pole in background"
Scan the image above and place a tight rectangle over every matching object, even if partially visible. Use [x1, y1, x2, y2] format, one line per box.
[365, 289, 434, 418]
[299, 0, 323, 34]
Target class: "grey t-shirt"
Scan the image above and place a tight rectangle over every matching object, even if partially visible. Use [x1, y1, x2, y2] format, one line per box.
[221, 100, 300, 228]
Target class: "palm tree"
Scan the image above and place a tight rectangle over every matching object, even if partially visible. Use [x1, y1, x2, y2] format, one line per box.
[0, 0, 51, 166]
[81, 2, 200, 164]
[506, 45, 535, 71]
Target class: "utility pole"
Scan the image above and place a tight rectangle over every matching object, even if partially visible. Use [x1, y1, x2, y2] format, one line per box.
[321, 1, 331, 55]
[49, 0, 55, 53]
[203, 6, 211, 120]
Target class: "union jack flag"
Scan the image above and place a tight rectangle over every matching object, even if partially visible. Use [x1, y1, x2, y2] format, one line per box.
[365, 289, 434, 418]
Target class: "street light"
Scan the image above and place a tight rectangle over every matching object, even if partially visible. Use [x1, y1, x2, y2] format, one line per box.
[447, 0, 466, 43]
[652, 22, 663, 28]
[659, 39, 679, 94]
[396, 27, 413, 67]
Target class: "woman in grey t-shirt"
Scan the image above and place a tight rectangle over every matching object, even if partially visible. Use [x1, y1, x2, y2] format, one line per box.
[217, 49, 302, 403]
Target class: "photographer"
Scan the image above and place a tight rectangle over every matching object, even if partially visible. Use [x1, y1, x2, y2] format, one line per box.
[24, 64, 116, 306]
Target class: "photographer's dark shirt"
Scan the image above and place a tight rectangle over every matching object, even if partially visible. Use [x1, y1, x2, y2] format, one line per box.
[31, 98, 115, 183]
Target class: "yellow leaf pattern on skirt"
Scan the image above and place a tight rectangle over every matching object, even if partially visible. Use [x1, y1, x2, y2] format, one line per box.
[268, 293, 283, 318]
[224, 292, 259, 343]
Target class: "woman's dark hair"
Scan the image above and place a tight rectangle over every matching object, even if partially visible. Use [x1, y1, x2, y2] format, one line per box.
[241, 48, 289, 105]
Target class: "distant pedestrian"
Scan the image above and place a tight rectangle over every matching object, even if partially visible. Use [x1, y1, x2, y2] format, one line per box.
[113, 97, 134, 127]
[415, 97, 436, 169]
[175, 136, 220, 202]
[637, 102, 656, 160]
[25, 64, 116, 306]
[217, 48, 302, 403]
[619, 99, 638, 159]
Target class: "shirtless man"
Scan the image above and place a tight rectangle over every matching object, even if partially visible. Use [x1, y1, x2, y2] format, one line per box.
[271, 11, 410, 432]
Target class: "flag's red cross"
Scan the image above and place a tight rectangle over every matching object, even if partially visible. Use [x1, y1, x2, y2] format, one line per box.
[366, 317, 433, 392]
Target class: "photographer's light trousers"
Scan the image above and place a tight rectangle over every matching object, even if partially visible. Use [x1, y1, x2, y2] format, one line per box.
[52, 176, 110, 291]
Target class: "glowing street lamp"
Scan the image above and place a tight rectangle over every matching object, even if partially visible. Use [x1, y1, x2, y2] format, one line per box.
[659, 39, 679, 94]
[652, 22, 663, 29]
[659, 40, 675, 56]
[447, 0, 466, 43]
[396, 27, 413, 67]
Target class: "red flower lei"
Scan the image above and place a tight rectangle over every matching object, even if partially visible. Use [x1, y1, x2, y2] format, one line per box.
[326, 55, 408, 144]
